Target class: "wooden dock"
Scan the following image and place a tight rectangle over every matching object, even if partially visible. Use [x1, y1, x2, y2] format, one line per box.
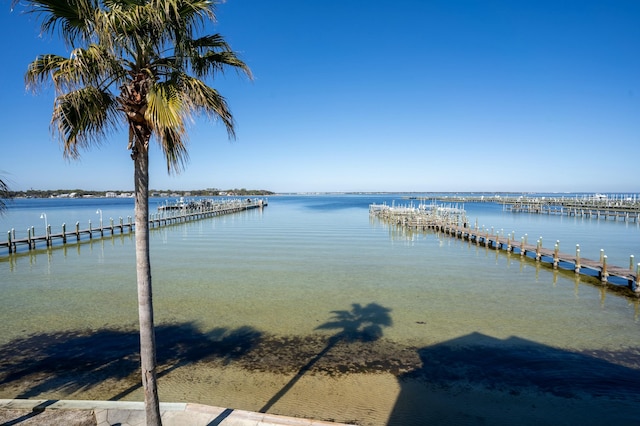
[404, 194, 640, 223]
[1, 198, 267, 255]
[371, 203, 640, 295]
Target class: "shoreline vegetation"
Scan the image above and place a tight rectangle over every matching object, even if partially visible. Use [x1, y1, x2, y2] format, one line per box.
[5, 188, 275, 199]
[6, 190, 637, 199]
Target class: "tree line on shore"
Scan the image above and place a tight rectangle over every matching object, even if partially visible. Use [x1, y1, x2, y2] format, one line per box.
[5, 188, 274, 199]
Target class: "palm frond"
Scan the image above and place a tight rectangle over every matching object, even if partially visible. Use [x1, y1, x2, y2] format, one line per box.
[180, 75, 235, 138]
[0, 176, 10, 215]
[146, 81, 189, 171]
[27, 44, 125, 94]
[52, 86, 119, 158]
[15, 0, 101, 46]
[186, 33, 252, 80]
[26, 54, 68, 90]
[158, 125, 189, 173]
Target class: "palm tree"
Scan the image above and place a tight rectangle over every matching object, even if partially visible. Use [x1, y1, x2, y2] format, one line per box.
[14, 0, 251, 423]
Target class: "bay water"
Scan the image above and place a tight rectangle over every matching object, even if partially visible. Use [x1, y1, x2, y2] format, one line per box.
[1, 194, 639, 425]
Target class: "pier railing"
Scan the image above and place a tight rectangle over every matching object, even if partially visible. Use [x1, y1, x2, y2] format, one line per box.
[0, 198, 267, 255]
[371, 203, 639, 296]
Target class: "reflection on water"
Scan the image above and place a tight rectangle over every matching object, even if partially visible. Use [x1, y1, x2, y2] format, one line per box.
[1, 195, 640, 425]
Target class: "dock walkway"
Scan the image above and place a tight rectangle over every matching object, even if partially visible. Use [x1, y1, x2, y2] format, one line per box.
[1, 198, 267, 255]
[371, 203, 639, 295]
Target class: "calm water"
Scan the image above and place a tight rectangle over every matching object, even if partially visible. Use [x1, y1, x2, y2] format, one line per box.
[1, 194, 639, 425]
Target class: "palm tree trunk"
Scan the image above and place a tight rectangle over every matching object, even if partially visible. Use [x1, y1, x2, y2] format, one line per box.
[134, 146, 162, 426]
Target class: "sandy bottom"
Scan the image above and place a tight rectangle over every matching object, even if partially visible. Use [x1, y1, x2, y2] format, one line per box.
[2, 367, 638, 426]
[1, 326, 639, 425]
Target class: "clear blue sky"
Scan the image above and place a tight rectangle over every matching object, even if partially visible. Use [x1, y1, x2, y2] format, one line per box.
[1, 0, 638, 193]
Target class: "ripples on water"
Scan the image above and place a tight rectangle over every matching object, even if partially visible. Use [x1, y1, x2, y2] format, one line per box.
[1, 194, 639, 425]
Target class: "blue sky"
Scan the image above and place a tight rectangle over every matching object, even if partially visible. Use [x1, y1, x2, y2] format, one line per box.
[1, 0, 638, 193]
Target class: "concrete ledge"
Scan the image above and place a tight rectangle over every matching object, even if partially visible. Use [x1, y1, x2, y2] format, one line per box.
[0, 399, 354, 425]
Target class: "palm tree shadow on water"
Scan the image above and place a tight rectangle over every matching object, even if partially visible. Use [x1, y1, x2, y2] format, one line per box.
[259, 302, 392, 413]
[0, 322, 262, 401]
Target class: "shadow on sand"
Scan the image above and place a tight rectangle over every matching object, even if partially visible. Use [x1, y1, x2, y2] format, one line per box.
[259, 302, 392, 413]
[388, 332, 640, 426]
[0, 322, 262, 400]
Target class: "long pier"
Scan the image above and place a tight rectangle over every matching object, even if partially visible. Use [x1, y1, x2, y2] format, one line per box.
[371, 203, 640, 296]
[1, 198, 267, 255]
[404, 194, 640, 223]
[503, 200, 640, 222]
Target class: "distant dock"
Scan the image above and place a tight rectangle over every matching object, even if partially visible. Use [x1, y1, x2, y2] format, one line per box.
[371, 202, 639, 296]
[404, 194, 640, 223]
[1, 198, 267, 255]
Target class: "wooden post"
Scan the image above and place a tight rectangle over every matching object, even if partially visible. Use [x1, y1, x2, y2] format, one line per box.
[89, 220, 92, 239]
[630, 255, 634, 272]
[46, 225, 51, 247]
[27, 227, 32, 249]
[62, 223, 67, 244]
[110, 218, 114, 235]
[76, 222, 80, 241]
[535, 239, 541, 261]
[119, 217, 124, 232]
[600, 249, 604, 263]
[575, 245, 581, 273]
[635, 263, 640, 293]
[520, 237, 525, 256]
[553, 240, 559, 269]
[601, 255, 608, 283]
[7, 230, 12, 254]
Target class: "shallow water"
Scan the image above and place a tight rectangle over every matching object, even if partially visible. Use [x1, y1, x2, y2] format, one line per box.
[1, 194, 639, 425]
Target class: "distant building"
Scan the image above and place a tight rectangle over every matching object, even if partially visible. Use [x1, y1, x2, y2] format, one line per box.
[105, 192, 117, 198]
